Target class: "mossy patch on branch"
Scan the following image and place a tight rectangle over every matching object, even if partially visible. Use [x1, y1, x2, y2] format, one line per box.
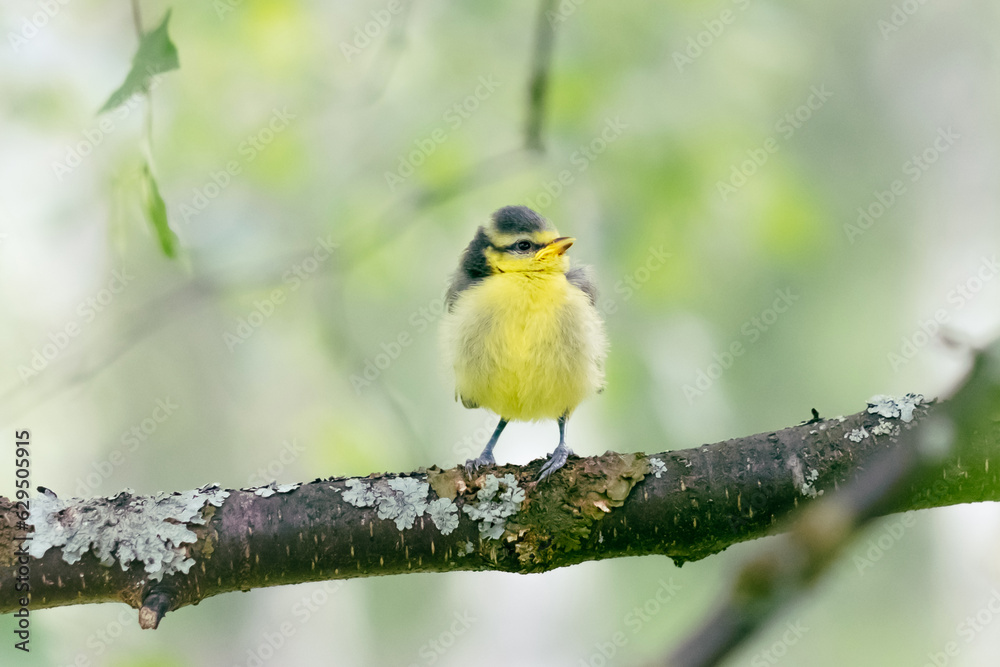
[426, 467, 468, 500]
[510, 452, 649, 569]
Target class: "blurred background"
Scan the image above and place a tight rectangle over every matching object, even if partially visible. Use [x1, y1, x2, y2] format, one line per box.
[2, 0, 1000, 665]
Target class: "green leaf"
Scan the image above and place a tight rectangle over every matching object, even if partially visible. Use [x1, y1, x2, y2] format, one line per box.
[140, 162, 179, 258]
[99, 10, 179, 113]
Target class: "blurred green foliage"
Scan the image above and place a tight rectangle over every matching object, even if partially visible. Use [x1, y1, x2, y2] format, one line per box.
[2, 0, 999, 665]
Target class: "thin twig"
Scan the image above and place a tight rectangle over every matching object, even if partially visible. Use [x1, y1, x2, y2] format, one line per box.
[525, 0, 557, 151]
[129, 0, 143, 36]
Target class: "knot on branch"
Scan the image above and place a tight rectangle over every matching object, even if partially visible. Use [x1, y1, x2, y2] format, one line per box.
[138, 589, 172, 630]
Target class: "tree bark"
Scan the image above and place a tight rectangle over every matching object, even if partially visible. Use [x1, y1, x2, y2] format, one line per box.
[2, 396, 998, 629]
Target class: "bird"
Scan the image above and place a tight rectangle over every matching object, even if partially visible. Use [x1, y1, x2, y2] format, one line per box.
[440, 205, 608, 480]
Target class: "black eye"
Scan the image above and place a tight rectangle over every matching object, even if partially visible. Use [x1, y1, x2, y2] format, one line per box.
[516, 240, 532, 251]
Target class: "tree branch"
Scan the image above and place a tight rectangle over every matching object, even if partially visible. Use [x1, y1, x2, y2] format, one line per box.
[3, 376, 999, 629]
[667, 342, 1000, 667]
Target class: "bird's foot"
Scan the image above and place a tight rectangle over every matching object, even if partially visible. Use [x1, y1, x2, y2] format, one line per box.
[465, 452, 496, 475]
[538, 442, 574, 480]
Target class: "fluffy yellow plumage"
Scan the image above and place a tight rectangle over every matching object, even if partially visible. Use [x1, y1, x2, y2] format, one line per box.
[441, 206, 608, 479]
[444, 270, 604, 421]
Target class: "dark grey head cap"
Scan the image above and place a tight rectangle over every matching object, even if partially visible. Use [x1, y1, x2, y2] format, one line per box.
[489, 205, 554, 235]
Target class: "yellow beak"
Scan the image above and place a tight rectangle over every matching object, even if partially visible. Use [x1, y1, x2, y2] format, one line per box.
[534, 236, 575, 261]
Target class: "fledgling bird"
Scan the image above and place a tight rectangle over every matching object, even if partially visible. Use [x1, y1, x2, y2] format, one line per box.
[441, 205, 608, 480]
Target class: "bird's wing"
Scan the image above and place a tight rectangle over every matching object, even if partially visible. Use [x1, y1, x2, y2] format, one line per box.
[567, 264, 606, 393]
[445, 272, 478, 312]
[566, 265, 599, 306]
[446, 227, 493, 311]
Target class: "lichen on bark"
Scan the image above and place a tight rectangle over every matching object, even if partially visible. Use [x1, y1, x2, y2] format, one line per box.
[26, 484, 229, 581]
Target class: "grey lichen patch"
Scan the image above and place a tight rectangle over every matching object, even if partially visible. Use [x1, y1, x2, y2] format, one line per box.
[462, 474, 524, 540]
[845, 426, 869, 443]
[343, 477, 430, 530]
[252, 481, 302, 498]
[787, 455, 822, 499]
[871, 418, 898, 437]
[868, 393, 924, 423]
[342, 479, 376, 506]
[427, 498, 459, 535]
[649, 457, 667, 479]
[801, 469, 821, 498]
[27, 484, 229, 581]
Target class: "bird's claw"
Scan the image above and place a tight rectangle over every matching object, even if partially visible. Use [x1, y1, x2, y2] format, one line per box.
[538, 444, 574, 480]
[464, 454, 496, 475]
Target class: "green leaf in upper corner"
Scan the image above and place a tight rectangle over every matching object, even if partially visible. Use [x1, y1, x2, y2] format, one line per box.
[99, 9, 180, 113]
[141, 162, 179, 258]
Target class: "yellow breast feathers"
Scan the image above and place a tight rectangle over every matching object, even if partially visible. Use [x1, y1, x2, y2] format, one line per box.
[442, 271, 607, 421]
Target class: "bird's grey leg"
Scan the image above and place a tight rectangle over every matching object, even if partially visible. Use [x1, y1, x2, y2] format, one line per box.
[465, 418, 508, 473]
[538, 412, 574, 480]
